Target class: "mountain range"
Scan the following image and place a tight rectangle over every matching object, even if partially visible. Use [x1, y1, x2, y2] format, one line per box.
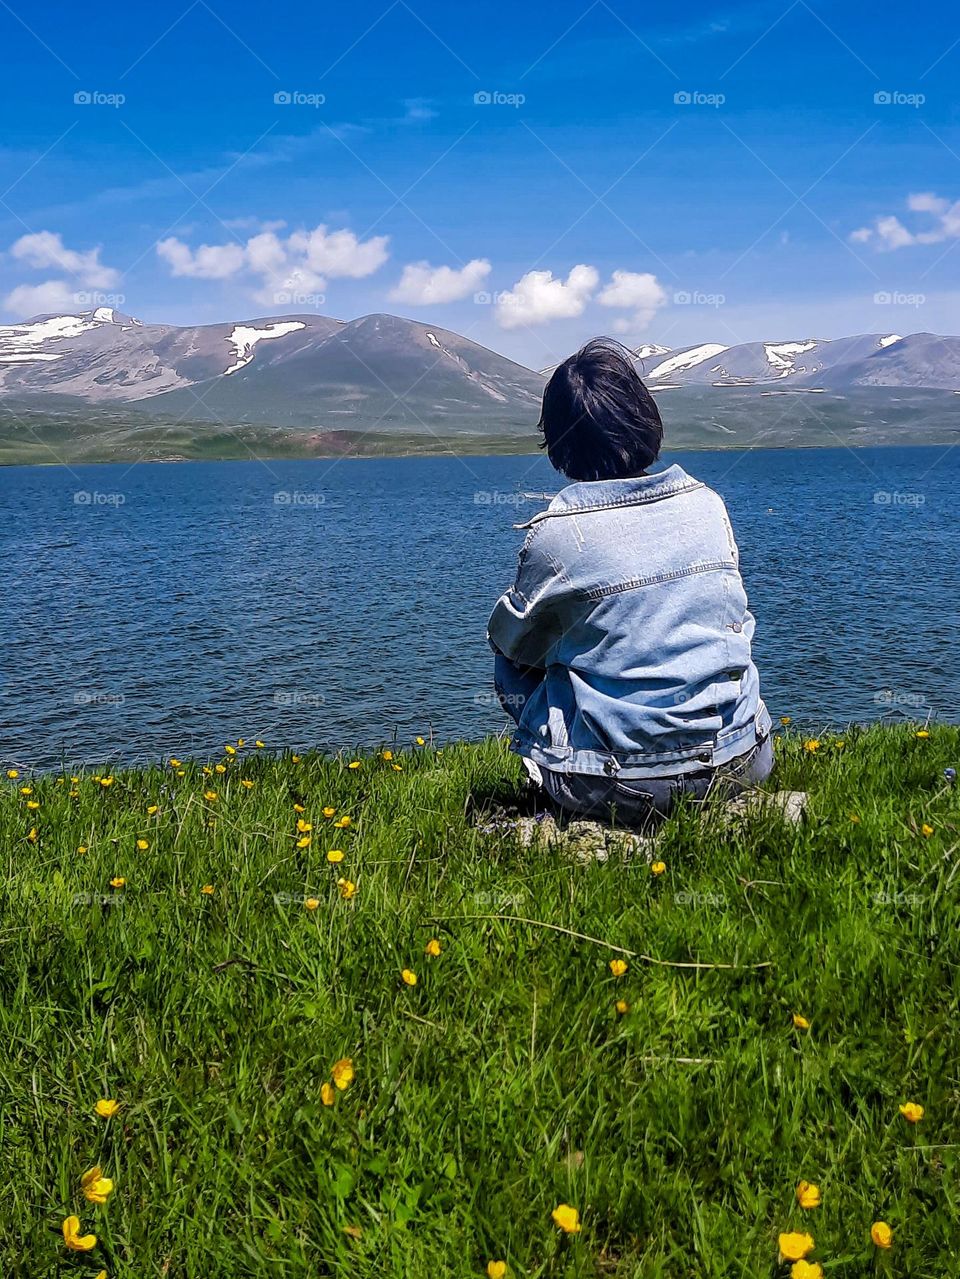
[0, 306, 958, 463]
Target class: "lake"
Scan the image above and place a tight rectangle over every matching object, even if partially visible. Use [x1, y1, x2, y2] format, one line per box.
[1, 445, 956, 770]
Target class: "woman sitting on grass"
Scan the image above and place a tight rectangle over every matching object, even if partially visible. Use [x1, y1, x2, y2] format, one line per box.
[488, 338, 772, 827]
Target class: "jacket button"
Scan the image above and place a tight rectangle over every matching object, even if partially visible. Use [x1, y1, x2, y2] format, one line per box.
[731, 621, 743, 633]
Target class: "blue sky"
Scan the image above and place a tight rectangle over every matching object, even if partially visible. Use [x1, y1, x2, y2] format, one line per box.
[1, 0, 958, 366]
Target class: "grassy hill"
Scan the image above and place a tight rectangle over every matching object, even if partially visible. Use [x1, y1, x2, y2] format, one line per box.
[2, 725, 958, 1275]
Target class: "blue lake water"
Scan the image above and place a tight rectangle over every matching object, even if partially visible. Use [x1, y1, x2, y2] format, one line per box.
[1, 445, 956, 770]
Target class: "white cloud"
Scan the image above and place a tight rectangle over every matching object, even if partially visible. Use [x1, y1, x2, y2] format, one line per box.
[9, 231, 119, 288]
[3, 279, 79, 316]
[389, 258, 491, 305]
[596, 270, 667, 331]
[851, 191, 960, 249]
[156, 223, 390, 302]
[495, 264, 599, 329]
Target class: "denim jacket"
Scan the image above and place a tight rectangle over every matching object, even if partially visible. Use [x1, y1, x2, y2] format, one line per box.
[487, 464, 770, 779]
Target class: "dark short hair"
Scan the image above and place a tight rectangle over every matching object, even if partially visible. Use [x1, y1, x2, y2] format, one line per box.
[538, 338, 663, 481]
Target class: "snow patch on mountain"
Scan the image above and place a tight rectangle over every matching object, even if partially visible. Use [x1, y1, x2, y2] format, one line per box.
[223, 321, 306, 375]
[647, 344, 728, 380]
[764, 341, 819, 373]
[879, 334, 903, 348]
[634, 343, 672, 359]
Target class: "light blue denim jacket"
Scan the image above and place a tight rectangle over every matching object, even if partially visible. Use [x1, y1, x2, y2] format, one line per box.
[487, 464, 770, 779]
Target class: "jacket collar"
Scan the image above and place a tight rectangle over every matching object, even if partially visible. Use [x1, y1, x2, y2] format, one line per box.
[518, 464, 700, 527]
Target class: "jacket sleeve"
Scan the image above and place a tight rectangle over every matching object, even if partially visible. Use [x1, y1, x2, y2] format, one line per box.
[487, 526, 569, 670]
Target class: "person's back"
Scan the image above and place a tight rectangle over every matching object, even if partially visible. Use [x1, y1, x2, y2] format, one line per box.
[488, 338, 772, 826]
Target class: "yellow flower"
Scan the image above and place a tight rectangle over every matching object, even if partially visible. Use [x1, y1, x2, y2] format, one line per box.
[169, 758, 182, 768]
[322, 805, 336, 817]
[293, 803, 306, 814]
[803, 740, 820, 753]
[834, 740, 846, 749]
[71, 775, 80, 783]
[337, 878, 357, 900]
[110, 877, 126, 888]
[327, 848, 345, 864]
[871, 1221, 893, 1249]
[236, 739, 245, 747]
[241, 779, 255, 789]
[62, 1215, 97, 1252]
[26, 827, 38, 844]
[203, 790, 218, 801]
[780, 716, 791, 726]
[392, 764, 403, 771]
[551, 1203, 581, 1234]
[331, 1057, 354, 1090]
[650, 860, 666, 876]
[793, 1013, 810, 1030]
[615, 998, 629, 1015]
[177, 770, 185, 778]
[202, 766, 212, 776]
[99, 776, 114, 787]
[147, 804, 159, 815]
[849, 813, 861, 823]
[321, 1082, 335, 1106]
[915, 729, 930, 739]
[487, 1264, 507, 1279]
[296, 836, 311, 849]
[921, 823, 934, 837]
[899, 1101, 924, 1123]
[136, 838, 149, 850]
[296, 819, 312, 833]
[333, 816, 352, 829]
[26, 799, 39, 810]
[255, 739, 264, 748]
[70, 790, 80, 798]
[292, 754, 301, 763]
[224, 744, 237, 755]
[790, 1263, 823, 1279]
[416, 736, 426, 746]
[777, 1231, 814, 1261]
[6, 768, 18, 778]
[201, 884, 215, 896]
[94, 1098, 120, 1118]
[305, 898, 320, 911]
[382, 750, 393, 761]
[609, 958, 628, 977]
[19, 785, 32, 795]
[348, 760, 361, 769]
[796, 1180, 821, 1209]
[424, 938, 441, 957]
[401, 969, 418, 986]
[81, 1165, 114, 1204]
[77, 845, 88, 854]
[95, 1272, 107, 1279]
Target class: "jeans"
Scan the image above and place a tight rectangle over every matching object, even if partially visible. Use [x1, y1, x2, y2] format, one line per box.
[528, 735, 775, 829]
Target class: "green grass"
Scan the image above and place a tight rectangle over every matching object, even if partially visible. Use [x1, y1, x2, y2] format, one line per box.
[2, 725, 959, 1277]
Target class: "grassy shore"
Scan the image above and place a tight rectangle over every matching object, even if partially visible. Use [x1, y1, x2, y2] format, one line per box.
[2, 725, 959, 1276]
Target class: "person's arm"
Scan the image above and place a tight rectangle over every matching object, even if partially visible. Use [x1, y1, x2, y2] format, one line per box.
[493, 650, 543, 724]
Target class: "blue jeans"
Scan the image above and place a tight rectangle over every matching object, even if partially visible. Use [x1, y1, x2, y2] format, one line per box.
[532, 735, 774, 829]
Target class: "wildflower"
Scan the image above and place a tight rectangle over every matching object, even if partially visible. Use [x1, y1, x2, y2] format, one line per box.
[780, 716, 791, 726]
[70, 790, 80, 798]
[99, 776, 114, 788]
[416, 736, 426, 746]
[650, 860, 666, 876]
[71, 775, 79, 783]
[214, 763, 226, 775]
[915, 730, 930, 739]
[110, 877, 126, 888]
[6, 768, 18, 778]
[62, 1215, 97, 1252]
[169, 758, 182, 768]
[333, 816, 352, 829]
[793, 1014, 810, 1030]
[147, 804, 158, 815]
[296, 836, 311, 849]
[81, 1165, 114, 1204]
[136, 839, 149, 851]
[321, 1082, 335, 1106]
[487, 1264, 507, 1279]
[292, 754, 301, 763]
[331, 1057, 354, 1090]
[305, 898, 320, 911]
[201, 884, 215, 896]
[834, 740, 846, 749]
[921, 823, 934, 837]
[26, 799, 39, 810]
[348, 760, 361, 769]
[337, 878, 357, 900]
[296, 819, 312, 833]
[255, 740, 264, 748]
[327, 848, 345, 863]
[26, 827, 38, 843]
[777, 1231, 814, 1261]
[382, 750, 393, 761]
[615, 999, 629, 1014]
[94, 1098, 120, 1118]
[322, 806, 336, 818]
[551, 1203, 581, 1234]
[203, 790, 218, 801]
[78, 845, 88, 854]
[871, 1221, 893, 1249]
[236, 739, 245, 747]
[796, 1181, 821, 1209]
[176, 770, 185, 778]
[424, 938, 441, 957]
[20, 785, 32, 795]
[241, 779, 255, 789]
[392, 764, 403, 771]
[790, 1263, 823, 1279]
[401, 969, 418, 986]
[609, 958, 628, 977]
[849, 813, 861, 823]
[293, 803, 306, 813]
[202, 766, 212, 776]
[803, 740, 820, 753]
[224, 744, 236, 755]
[899, 1101, 924, 1123]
